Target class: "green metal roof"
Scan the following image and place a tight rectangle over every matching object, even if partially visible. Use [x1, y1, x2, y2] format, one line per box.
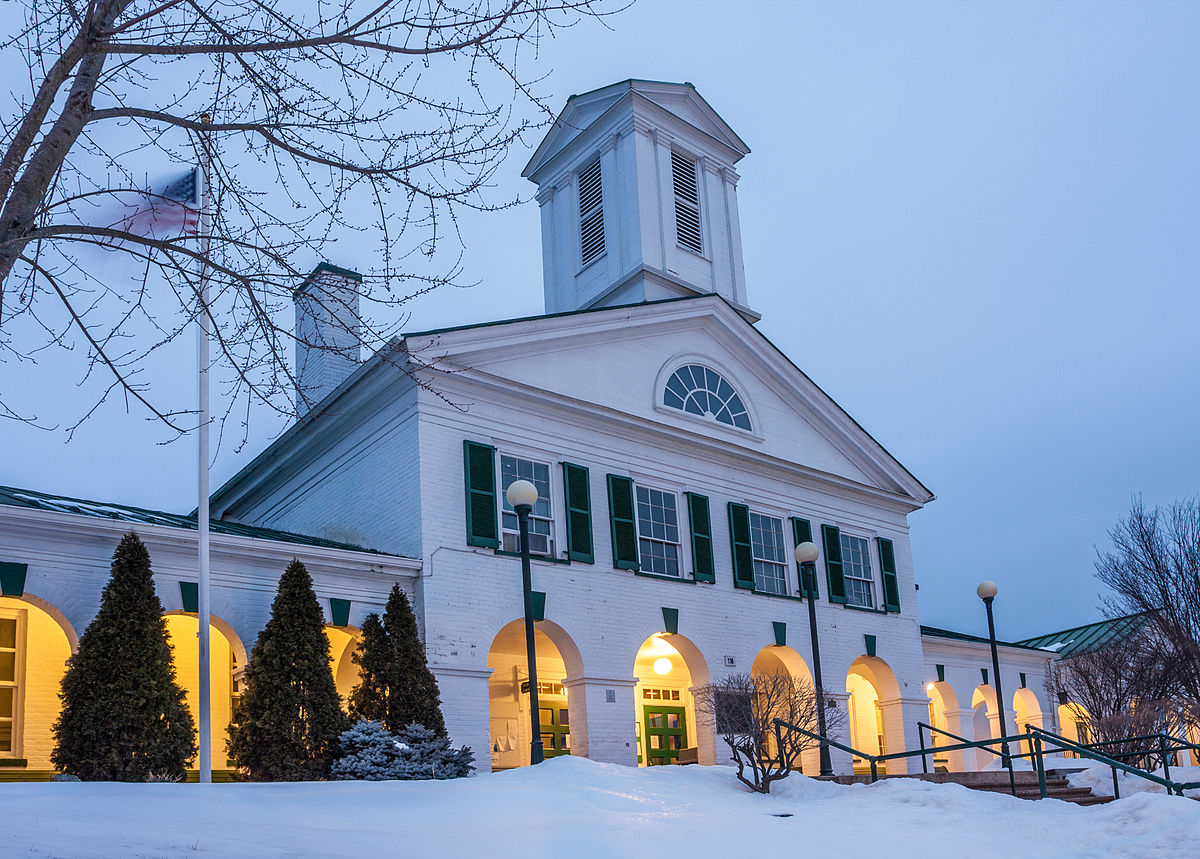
[0, 485, 390, 556]
[920, 625, 1049, 652]
[1013, 613, 1149, 657]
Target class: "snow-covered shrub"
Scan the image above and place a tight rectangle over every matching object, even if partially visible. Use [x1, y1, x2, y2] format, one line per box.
[332, 720, 474, 781]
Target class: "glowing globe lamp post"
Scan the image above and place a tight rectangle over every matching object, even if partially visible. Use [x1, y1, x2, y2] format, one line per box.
[977, 580, 1014, 793]
[795, 541, 833, 776]
[507, 479, 544, 765]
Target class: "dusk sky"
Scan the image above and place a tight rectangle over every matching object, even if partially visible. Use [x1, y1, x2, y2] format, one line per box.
[1, 1, 1196, 641]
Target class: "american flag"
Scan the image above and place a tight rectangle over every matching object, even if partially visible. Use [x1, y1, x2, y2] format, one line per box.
[123, 168, 200, 236]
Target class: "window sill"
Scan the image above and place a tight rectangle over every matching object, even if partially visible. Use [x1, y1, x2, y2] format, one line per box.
[575, 251, 607, 277]
[0, 759, 27, 768]
[633, 570, 697, 585]
[651, 404, 764, 442]
[493, 550, 571, 566]
[675, 243, 712, 263]
[748, 589, 806, 603]
[844, 604, 888, 615]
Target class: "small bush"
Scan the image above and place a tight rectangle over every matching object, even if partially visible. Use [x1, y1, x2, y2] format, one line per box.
[331, 720, 474, 781]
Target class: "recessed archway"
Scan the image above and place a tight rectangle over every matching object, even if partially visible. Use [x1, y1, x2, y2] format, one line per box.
[846, 656, 902, 774]
[970, 684, 1005, 770]
[1013, 688, 1043, 756]
[324, 625, 362, 707]
[1058, 702, 1091, 756]
[0, 595, 75, 770]
[163, 613, 246, 769]
[634, 633, 711, 766]
[751, 645, 818, 773]
[925, 680, 962, 772]
[487, 619, 584, 769]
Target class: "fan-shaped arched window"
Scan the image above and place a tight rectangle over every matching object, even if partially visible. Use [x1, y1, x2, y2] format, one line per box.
[663, 364, 752, 431]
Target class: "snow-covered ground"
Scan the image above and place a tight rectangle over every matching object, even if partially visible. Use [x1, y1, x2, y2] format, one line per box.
[1064, 760, 1200, 799]
[7, 758, 1200, 858]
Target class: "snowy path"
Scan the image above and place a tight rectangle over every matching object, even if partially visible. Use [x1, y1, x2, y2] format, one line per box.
[6, 757, 1199, 858]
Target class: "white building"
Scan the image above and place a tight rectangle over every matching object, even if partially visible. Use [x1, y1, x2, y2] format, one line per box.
[0, 80, 1064, 779]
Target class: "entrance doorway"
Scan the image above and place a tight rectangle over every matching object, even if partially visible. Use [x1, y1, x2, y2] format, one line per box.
[643, 705, 687, 765]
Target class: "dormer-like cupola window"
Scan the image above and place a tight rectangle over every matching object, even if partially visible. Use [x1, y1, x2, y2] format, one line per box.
[578, 158, 605, 266]
[671, 151, 703, 254]
[663, 364, 751, 431]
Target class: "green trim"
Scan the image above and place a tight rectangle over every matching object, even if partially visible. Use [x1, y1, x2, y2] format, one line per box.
[661, 607, 679, 635]
[864, 634, 877, 658]
[179, 581, 199, 614]
[773, 621, 786, 648]
[936, 664, 945, 683]
[821, 524, 847, 604]
[532, 591, 546, 623]
[790, 518, 816, 598]
[295, 261, 362, 295]
[493, 550, 570, 565]
[0, 759, 28, 767]
[463, 440, 499, 549]
[562, 462, 595, 564]
[329, 598, 351, 627]
[606, 475, 639, 571]
[920, 625, 1050, 652]
[634, 570, 697, 585]
[1020, 672, 1027, 689]
[878, 537, 900, 612]
[981, 668, 989, 686]
[844, 604, 886, 615]
[727, 502, 754, 590]
[747, 590, 806, 604]
[0, 562, 27, 597]
[685, 492, 715, 583]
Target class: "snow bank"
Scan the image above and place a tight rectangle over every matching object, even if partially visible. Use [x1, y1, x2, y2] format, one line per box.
[1064, 759, 1200, 799]
[5, 757, 1200, 857]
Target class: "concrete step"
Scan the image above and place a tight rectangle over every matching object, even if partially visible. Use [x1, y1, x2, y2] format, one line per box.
[818, 768, 1112, 805]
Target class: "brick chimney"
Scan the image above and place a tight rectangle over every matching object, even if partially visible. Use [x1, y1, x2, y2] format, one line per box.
[293, 262, 363, 413]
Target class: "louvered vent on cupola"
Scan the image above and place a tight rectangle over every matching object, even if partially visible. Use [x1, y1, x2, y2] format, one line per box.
[672, 151, 703, 254]
[577, 158, 605, 265]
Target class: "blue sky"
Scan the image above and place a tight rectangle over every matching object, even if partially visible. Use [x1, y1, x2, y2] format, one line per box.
[1, 1, 1197, 640]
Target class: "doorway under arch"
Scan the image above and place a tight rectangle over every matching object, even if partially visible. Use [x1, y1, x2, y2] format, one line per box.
[0, 595, 75, 771]
[634, 633, 712, 766]
[163, 613, 247, 769]
[487, 619, 584, 769]
[846, 656, 902, 774]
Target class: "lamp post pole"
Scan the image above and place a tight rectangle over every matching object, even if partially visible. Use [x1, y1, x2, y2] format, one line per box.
[978, 580, 1014, 795]
[795, 542, 832, 776]
[508, 480, 544, 766]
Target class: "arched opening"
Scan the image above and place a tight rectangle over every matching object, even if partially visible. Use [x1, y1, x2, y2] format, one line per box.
[163, 613, 246, 770]
[1013, 688, 1043, 756]
[0, 595, 75, 771]
[487, 619, 584, 770]
[971, 684, 1003, 770]
[751, 645, 817, 774]
[634, 633, 711, 766]
[846, 656, 901, 774]
[925, 681, 961, 772]
[1058, 702, 1091, 757]
[324, 626, 362, 707]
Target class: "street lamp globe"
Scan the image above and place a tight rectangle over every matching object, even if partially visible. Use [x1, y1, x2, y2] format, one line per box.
[794, 542, 819, 564]
[976, 580, 998, 601]
[506, 479, 539, 510]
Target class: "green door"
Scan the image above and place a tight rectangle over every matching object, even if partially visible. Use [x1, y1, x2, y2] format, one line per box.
[643, 706, 687, 765]
[539, 705, 570, 758]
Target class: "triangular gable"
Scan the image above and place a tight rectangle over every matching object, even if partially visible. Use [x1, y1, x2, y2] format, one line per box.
[403, 296, 932, 506]
[522, 80, 749, 181]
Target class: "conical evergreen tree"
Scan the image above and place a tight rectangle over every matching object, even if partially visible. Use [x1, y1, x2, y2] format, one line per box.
[227, 559, 348, 780]
[382, 584, 447, 736]
[52, 531, 195, 781]
[347, 613, 388, 723]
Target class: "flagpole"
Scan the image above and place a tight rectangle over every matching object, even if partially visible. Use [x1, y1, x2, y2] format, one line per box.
[196, 113, 213, 785]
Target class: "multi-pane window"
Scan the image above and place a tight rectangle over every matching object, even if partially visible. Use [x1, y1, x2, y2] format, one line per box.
[578, 158, 605, 266]
[841, 533, 875, 608]
[500, 456, 555, 556]
[0, 614, 20, 755]
[749, 512, 788, 595]
[635, 486, 681, 577]
[671, 151, 703, 254]
[663, 364, 752, 431]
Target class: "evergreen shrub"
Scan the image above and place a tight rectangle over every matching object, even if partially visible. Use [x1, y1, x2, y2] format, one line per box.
[331, 720, 474, 781]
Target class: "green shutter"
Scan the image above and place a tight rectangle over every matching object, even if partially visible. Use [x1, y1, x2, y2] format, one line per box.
[821, 524, 847, 604]
[562, 463, 594, 563]
[606, 474, 639, 571]
[0, 562, 27, 597]
[878, 537, 900, 612]
[790, 517, 817, 598]
[728, 502, 754, 590]
[179, 581, 199, 613]
[686, 492, 715, 583]
[463, 440, 499, 548]
[329, 598, 351, 627]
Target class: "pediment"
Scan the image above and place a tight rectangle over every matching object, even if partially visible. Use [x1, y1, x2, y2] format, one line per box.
[402, 297, 932, 506]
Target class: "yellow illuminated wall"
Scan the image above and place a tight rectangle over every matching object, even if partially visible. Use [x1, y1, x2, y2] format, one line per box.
[164, 615, 237, 767]
[0, 597, 73, 770]
[324, 626, 361, 705]
[847, 672, 883, 757]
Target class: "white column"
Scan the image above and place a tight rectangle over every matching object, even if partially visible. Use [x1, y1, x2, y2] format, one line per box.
[562, 675, 638, 766]
[824, 691, 854, 775]
[431, 666, 493, 771]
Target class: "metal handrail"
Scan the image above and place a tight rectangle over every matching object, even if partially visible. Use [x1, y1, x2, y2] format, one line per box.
[916, 721, 1039, 775]
[1081, 732, 1200, 772]
[1026, 724, 1200, 798]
